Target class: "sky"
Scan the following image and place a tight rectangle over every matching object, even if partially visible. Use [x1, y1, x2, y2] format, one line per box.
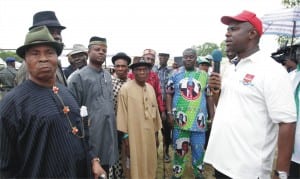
[0, 0, 284, 66]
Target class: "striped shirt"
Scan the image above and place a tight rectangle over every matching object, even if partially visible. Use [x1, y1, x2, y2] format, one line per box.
[0, 80, 89, 178]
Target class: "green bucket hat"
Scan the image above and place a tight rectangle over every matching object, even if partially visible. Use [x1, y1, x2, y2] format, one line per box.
[16, 26, 63, 58]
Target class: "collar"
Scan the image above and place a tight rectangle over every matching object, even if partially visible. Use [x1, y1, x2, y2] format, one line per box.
[237, 49, 261, 64]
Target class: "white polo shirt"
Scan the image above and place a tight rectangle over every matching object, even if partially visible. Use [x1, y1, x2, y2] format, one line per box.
[204, 50, 296, 179]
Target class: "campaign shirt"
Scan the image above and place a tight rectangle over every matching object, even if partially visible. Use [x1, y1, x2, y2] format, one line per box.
[167, 69, 208, 132]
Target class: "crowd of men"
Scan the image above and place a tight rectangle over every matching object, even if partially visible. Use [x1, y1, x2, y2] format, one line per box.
[0, 9, 300, 179]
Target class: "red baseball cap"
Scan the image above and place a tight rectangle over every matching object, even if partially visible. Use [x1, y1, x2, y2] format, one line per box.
[221, 10, 263, 36]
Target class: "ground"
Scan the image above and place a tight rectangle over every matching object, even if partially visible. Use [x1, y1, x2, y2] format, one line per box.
[156, 131, 215, 179]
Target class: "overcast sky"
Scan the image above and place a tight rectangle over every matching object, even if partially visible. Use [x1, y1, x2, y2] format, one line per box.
[0, 0, 284, 66]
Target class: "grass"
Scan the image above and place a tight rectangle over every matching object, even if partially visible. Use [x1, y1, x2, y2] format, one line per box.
[156, 131, 215, 179]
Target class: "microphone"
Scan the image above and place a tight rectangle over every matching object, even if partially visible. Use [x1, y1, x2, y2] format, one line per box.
[211, 49, 223, 73]
[211, 49, 222, 91]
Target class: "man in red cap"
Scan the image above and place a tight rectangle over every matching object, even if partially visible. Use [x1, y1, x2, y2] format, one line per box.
[204, 10, 296, 179]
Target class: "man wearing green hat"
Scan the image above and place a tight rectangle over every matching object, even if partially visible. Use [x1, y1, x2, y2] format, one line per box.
[0, 26, 105, 178]
[15, 11, 67, 86]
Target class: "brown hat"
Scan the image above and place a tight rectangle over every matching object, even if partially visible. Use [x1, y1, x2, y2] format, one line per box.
[16, 26, 63, 58]
[29, 11, 66, 30]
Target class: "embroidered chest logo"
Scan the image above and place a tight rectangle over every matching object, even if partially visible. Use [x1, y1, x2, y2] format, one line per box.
[242, 73, 255, 86]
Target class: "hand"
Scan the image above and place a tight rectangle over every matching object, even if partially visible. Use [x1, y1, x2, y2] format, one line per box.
[91, 159, 106, 179]
[208, 72, 221, 93]
[123, 138, 130, 158]
[161, 111, 167, 121]
[168, 115, 174, 129]
[207, 118, 213, 129]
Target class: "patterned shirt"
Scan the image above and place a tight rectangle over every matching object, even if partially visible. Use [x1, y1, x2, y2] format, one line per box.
[112, 76, 128, 112]
[167, 69, 208, 132]
[0, 81, 89, 178]
[153, 65, 173, 102]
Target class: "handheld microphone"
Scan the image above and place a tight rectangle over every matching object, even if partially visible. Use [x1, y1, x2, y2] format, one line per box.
[211, 49, 223, 73]
[211, 49, 222, 91]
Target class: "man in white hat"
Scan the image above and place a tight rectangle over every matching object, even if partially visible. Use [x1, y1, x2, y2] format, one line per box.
[64, 44, 88, 79]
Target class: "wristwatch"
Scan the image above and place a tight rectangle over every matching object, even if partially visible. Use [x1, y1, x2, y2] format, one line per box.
[167, 111, 172, 115]
[274, 170, 288, 179]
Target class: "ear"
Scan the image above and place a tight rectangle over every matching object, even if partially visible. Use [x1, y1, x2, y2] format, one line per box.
[248, 29, 259, 40]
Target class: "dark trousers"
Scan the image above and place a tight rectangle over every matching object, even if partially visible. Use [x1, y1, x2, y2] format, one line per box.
[204, 127, 211, 149]
[161, 117, 172, 153]
[215, 169, 231, 179]
[289, 161, 300, 179]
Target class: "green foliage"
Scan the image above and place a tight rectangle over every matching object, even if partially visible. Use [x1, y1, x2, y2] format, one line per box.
[0, 50, 21, 62]
[282, 0, 300, 7]
[193, 41, 226, 57]
[219, 41, 226, 55]
[278, 0, 300, 45]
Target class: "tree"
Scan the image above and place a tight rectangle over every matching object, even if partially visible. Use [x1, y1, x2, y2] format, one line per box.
[282, 0, 300, 7]
[0, 50, 21, 62]
[193, 41, 226, 57]
[195, 42, 219, 56]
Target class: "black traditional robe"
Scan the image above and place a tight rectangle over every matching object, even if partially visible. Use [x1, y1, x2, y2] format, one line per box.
[0, 80, 89, 178]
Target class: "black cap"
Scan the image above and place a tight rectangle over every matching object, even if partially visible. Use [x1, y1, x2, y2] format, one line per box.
[129, 58, 152, 69]
[111, 52, 131, 65]
[158, 53, 170, 58]
[29, 11, 66, 30]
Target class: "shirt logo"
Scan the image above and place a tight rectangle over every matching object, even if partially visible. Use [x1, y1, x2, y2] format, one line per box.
[179, 78, 201, 100]
[242, 73, 255, 86]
